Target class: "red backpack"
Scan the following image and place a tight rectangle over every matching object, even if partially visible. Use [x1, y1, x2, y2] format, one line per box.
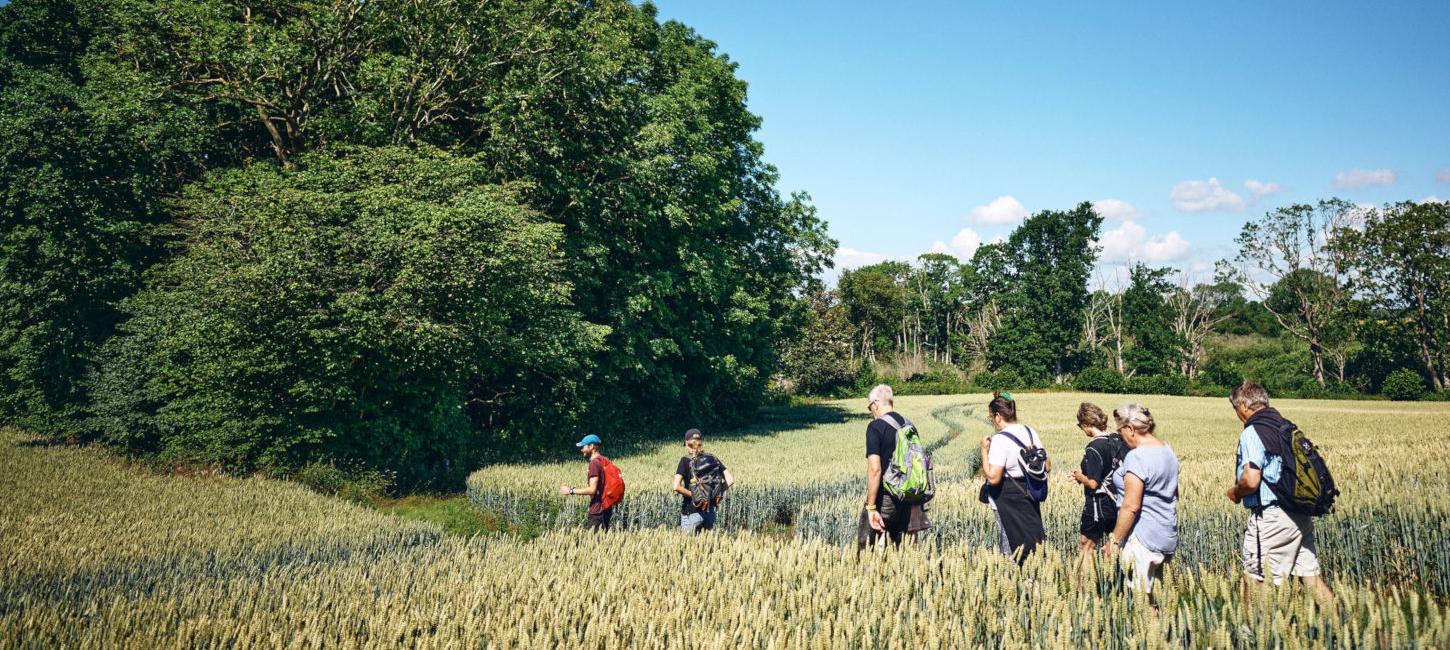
[597, 456, 625, 509]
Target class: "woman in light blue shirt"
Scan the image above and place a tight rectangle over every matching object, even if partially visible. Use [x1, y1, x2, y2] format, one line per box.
[1106, 403, 1180, 611]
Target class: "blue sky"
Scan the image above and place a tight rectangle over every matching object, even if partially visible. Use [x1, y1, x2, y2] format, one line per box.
[651, 1, 1450, 283]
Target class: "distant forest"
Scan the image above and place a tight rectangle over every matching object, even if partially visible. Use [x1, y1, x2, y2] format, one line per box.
[778, 199, 1449, 405]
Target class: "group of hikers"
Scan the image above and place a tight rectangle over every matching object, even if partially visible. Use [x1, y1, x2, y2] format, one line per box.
[560, 380, 1338, 608]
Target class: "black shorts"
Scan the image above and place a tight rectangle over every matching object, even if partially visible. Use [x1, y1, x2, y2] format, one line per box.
[586, 508, 613, 531]
[1079, 494, 1117, 540]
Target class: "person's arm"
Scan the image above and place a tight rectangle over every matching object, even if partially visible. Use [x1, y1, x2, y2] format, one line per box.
[1106, 472, 1144, 555]
[560, 475, 601, 497]
[672, 474, 691, 498]
[1226, 430, 1263, 503]
[865, 454, 885, 532]
[723, 468, 735, 490]
[1070, 471, 1100, 490]
[1226, 464, 1261, 503]
[980, 436, 1005, 486]
[1071, 445, 1103, 489]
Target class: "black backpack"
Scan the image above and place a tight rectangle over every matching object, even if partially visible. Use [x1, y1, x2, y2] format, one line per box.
[1255, 421, 1339, 516]
[1086, 433, 1129, 505]
[998, 427, 1049, 502]
[688, 454, 727, 512]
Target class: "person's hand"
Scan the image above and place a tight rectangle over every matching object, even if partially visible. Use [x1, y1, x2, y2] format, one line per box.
[868, 509, 885, 533]
[1225, 486, 1241, 503]
[980, 436, 992, 451]
[1069, 469, 1085, 484]
[560, 485, 572, 496]
[1103, 537, 1121, 559]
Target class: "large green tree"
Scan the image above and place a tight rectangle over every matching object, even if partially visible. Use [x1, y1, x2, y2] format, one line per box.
[1122, 264, 1179, 377]
[0, 0, 236, 434]
[88, 147, 605, 489]
[1344, 201, 1450, 390]
[987, 202, 1103, 385]
[1230, 199, 1359, 385]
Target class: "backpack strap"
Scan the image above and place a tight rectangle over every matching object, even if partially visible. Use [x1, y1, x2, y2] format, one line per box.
[877, 413, 909, 431]
[995, 427, 1041, 476]
[1084, 444, 1112, 494]
[995, 427, 1037, 449]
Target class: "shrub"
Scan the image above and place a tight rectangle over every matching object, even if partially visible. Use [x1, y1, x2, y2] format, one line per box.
[1073, 367, 1126, 394]
[973, 368, 1024, 391]
[1189, 383, 1230, 398]
[779, 307, 857, 397]
[1125, 374, 1189, 396]
[1382, 369, 1427, 402]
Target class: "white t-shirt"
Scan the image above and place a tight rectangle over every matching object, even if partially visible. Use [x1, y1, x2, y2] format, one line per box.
[988, 423, 1040, 479]
[986, 423, 1041, 510]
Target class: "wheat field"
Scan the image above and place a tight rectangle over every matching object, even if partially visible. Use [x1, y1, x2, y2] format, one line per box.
[6, 393, 1450, 648]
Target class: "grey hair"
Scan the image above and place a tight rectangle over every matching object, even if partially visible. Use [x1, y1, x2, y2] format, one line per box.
[867, 384, 894, 407]
[1113, 403, 1156, 435]
[1229, 381, 1270, 410]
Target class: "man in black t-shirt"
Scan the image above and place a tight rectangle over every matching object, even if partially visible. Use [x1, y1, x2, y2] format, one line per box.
[672, 429, 734, 533]
[859, 384, 926, 549]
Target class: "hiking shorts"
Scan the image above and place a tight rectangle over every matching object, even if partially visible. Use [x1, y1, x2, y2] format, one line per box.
[857, 494, 921, 549]
[1121, 535, 1172, 594]
[1242, 505, 1321, 584]
[680, 511, 716, 533]
[586, 508, 614, 531]
[1079, 494, 1118, 541]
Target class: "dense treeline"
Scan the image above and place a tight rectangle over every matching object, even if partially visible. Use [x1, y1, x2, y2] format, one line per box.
[779, 199, 1450, 402]
[0, 0, 832, 488]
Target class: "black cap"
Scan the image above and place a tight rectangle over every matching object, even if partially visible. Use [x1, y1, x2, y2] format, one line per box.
[684, 428, 703, 441]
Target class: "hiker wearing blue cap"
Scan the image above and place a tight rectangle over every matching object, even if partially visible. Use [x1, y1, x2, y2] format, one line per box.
[560, 434, 625, 530]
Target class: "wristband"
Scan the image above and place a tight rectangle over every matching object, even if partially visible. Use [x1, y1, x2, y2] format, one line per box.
[864, 504, 878, 511]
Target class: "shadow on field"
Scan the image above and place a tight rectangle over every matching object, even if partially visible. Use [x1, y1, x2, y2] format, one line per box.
[0, 530, 445, 615]
[692, 403, 858, 442]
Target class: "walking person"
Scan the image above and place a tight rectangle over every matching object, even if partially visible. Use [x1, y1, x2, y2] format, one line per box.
[1224, 381, 1336, 605]
[560, 434, 623, 531]
[980, 391, 1048, 563]
[859, 384, 931, 549]
[1103, 403, 1180, 611]
[672, 429, 734, 533]
[1068, 402, 1127, 575]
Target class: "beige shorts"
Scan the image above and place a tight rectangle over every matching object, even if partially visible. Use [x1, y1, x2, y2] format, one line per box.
[1120, 535, 1171, 594]
[1242, 506, 1321, 584]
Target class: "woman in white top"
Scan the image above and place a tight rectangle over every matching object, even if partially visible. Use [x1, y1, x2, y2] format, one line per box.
[979, 391, 1049, 563]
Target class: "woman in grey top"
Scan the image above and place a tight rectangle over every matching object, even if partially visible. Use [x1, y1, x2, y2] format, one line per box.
[1105, 403, 1180, 611]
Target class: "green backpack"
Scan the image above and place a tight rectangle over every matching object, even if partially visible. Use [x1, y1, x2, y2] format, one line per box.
[880, 414, 935, 503]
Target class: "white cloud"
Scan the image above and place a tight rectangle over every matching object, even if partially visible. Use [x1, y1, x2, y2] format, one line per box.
[1333, 168, 1396, 189]
[1092, 199, 1140, 220]
[1101, 220, 1192, 263]
[1421, 195, 1447, 205]
[1243, 179, 1282, 200]
[1436, 169, 1450, 184]
[833, 247, 890, 271]
[1170, 177, 1245, 213]
[967, 195, 1029, 225]
[950, 227, 982, 258]
[927, 227, 984, 260]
